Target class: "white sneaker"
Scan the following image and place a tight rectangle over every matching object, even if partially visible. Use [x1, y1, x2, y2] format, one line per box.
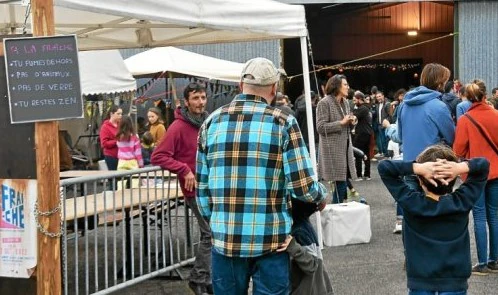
[393, 221, 402, 234]
[374, 153, 382, 158]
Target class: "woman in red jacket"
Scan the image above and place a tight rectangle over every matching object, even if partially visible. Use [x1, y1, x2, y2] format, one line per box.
[99, 105, 123, 171]
[453, 80, 498, 275]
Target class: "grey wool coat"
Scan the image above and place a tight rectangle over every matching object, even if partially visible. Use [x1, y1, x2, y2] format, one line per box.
[316, 95, 357, 182]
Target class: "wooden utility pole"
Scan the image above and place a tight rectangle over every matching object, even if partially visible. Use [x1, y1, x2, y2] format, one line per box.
[31, 0, 62, 294]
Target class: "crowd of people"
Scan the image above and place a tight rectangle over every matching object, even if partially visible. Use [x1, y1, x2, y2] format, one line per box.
[95, 57, 498, 294]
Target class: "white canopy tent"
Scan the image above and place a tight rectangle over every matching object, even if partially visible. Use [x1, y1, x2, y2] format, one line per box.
[124, 46, 245, 82]
[79, 49, 136, 95]
[1, 0, 321, 243]
[1, 0, 307, 49]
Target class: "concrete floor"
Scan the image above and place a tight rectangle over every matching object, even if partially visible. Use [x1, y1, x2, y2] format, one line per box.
[115, 161, 498, 295]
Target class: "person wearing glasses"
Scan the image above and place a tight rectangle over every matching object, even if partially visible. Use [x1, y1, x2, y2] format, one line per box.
[151, 82, 211, 295]
[196, 58, 327, 295]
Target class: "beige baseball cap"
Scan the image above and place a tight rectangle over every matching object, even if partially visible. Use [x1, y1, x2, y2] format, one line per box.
[241, 57, 281, 86]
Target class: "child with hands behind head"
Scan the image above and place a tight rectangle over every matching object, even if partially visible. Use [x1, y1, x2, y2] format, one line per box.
[378, 144, 489, 295]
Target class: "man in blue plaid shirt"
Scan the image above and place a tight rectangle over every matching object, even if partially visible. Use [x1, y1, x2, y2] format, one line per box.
[196, 57, 327, 295]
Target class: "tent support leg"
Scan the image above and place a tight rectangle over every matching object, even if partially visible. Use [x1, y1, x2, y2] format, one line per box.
[300, 36, 323, 249]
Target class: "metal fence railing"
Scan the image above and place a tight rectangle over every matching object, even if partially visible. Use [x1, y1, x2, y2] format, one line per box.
[60, 167, 199, 295]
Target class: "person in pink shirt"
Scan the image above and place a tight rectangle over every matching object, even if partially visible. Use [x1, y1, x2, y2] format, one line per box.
[99, 105, 123, 171]
[116, 115, 143, 170]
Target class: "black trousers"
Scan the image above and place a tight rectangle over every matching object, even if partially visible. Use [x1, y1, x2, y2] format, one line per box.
[353, 133, 371, 178]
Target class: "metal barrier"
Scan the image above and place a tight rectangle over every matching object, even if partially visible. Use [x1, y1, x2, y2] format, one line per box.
[60, 167, 199, 295]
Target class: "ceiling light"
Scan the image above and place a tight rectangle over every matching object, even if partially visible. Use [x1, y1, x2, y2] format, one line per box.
[407, 31, 418, 36]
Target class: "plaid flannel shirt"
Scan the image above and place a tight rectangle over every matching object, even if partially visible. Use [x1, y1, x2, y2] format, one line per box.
[196, 94, 326, 258]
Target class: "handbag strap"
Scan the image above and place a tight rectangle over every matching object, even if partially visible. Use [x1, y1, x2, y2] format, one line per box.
[464, 113, 498, 155]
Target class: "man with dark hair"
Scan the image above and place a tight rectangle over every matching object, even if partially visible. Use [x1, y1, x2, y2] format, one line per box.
[490, 87, 498, 110]
[151, 82, 211, 295]
[352, 91, 373, 180]
[274, 91, 295, 116]
[441, 80, 461, 122]
[373, 90, 390, 157]
[379, 145, 489, 295]
[295, 91, 319, 150]
[197, 58, 326, 294]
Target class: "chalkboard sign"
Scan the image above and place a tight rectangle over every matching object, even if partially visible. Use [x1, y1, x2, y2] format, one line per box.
[3, 35, 83, 124]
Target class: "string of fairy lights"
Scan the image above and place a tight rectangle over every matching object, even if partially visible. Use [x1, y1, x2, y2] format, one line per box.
[313, 63, 421, 72]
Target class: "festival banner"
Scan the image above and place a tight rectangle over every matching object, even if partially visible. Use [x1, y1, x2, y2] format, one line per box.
[0, 179, 37, 278]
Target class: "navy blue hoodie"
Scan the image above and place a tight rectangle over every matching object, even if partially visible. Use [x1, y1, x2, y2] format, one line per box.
[397, 86, 455, 161]
[378, 158, 489, 292]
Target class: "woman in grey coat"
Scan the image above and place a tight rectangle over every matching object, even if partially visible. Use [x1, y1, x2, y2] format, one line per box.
[316, 74, 357, 203]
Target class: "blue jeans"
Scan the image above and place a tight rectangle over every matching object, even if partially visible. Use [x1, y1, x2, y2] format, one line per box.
[332, 181, 347, 204]
[104, 155, 118, 171]
[408, 290, 466, 295]
[396, 203, 403, 217]
[376, 125, 388, 155]
[472, 178, 498, 265]
[211, 249, 289, 295]
[104, 156, 119, 189]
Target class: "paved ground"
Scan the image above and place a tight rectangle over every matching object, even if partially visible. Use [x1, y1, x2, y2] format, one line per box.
[115, 160, 498, 294]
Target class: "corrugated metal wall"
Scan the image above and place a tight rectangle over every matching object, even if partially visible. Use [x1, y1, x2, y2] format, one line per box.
[458, 1, 498, 88]
[119, 40, 280, 65]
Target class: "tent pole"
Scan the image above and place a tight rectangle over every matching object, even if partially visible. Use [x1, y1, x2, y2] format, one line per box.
[168, 72, 179, 107]
[300, 36, 323, 249]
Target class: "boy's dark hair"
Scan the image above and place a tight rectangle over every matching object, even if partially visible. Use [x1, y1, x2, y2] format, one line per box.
[291, 198, 317, 221]
[416, 144, 458, 195]
[183, 82, 206, 100]
[141, 131, 154, 146]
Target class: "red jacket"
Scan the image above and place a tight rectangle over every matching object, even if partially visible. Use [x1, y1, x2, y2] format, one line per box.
[99, 119, 118, 158]
[454, 102, 498, 180]
[151, 108, 199, 198]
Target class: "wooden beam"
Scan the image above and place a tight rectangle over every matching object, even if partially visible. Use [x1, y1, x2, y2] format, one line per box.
[31, 1, 62, 295]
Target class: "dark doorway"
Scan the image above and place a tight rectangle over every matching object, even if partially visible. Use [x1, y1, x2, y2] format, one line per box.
[283, 1, 454, 101]
[314, 59, 422, 97]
